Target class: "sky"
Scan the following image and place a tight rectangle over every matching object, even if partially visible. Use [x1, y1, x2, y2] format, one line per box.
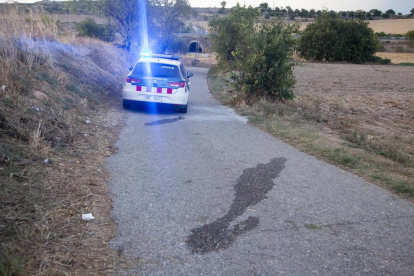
[1, 0, 412, 14]
[188, 0, 413, 14]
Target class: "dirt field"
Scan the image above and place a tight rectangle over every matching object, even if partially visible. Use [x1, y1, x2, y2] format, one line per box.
[367, 19, 414, 34]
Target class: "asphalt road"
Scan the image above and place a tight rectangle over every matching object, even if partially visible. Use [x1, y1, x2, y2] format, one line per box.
[106, 67, 414, 275]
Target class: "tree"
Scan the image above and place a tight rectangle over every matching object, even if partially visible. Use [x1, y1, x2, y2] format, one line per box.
[411, 8, 414, 16]
[300, 8, 309, 18]
[259, 2, 268, 9]
[220, 1, 226, 8]
[231, 19, 298, 102]
[76, 17, 114, 41]
[149, 0, 192, 53]
[309, 9, 315, 17]
[370, 9, 382, 17]
[93, 0, 142, 51]
[385, 9, 395, 15]
[209, 4, 258, 68]
[297, 11, 377, 63]
[69, 0, 191, 52]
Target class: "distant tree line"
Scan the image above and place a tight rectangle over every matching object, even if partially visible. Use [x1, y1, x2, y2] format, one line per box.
[216, 3, 414, 21]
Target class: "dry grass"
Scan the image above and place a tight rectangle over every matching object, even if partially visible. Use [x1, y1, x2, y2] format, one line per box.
[0, 10, 134, 275]
[208, 62, 414, 199]
[375, 52, 414, 63]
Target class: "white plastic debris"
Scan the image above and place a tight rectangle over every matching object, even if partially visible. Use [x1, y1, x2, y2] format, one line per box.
[82, 213, 95, 221]
[31, 106, 40, 112]
[43, 158, 51, 164]
[84, 119, 91, 124]
[1, 85, 5, 92]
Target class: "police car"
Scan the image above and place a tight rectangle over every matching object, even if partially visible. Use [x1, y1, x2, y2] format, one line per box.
[122, 53, 193, 113]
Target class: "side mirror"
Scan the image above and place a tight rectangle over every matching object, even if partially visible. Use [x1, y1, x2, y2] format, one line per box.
[129, 67, 133, 71]
[187, 72, 193, 78]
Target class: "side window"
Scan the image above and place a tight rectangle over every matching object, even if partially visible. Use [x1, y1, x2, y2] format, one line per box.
[180, 64, 186, 79]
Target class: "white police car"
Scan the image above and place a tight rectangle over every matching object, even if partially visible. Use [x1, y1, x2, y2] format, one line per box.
[122, 53, 193, 113]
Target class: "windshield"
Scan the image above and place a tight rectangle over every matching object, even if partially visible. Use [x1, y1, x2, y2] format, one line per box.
[133, 62, 181, 78]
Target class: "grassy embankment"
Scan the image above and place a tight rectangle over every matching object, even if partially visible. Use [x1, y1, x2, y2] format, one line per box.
[208, 65, 414, 200]
[0, 11, 134, 275]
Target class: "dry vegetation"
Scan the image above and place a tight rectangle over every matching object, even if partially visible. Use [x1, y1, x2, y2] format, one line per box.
[208, 62, 414, 199]
[0, 11, 135, 275]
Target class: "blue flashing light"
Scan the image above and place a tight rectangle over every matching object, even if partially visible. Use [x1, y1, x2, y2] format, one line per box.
[141, 49, 152, 58]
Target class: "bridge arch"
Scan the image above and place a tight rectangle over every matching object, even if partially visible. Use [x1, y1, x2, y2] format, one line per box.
[189, 41, 203, 53]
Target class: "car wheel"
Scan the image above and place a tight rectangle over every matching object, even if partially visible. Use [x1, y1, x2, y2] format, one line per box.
[178, 104, 187, 113]
[123, 100, 132, 109]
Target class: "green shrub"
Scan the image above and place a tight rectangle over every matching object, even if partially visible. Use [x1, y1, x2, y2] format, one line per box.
[297, 11, 377, 63]
[167, 37, 188, 54]
[395, 45, 404, 53]
[75, 17, 114, 42]
[406, 30, 414, 40]
[375, 31, 387, 37]
[231, 19, 298, 102]
[394, 34, 403, 37]
[369, 56, 391, 64]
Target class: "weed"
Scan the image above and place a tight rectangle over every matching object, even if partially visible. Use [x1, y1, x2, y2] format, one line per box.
[371, 174, 414, 197]
[0, 251, 24, 276]
[326, 148, 359, 168]
[345, 130, 367, 149]
[395, 45, 404, 53]
[379, 147, 412, 166]
[304, 223, 322, 229]
[396, 63, 414, 66]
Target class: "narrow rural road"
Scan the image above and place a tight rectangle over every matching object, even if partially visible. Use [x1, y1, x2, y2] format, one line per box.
[106, 67, 414, 275]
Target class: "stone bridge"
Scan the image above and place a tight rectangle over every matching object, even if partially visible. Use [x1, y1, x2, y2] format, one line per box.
[173, 33, 212, 53]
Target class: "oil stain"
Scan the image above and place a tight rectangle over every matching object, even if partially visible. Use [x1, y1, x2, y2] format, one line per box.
[145, 116, 184, 126]
[186, 157, 287, 254]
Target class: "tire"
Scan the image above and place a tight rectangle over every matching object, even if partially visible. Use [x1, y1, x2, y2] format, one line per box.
[123, 100, 132, 109]
[178, 104, 188, 114]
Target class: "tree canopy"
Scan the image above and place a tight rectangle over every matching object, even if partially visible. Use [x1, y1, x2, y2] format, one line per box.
[297, 11, 377, 63]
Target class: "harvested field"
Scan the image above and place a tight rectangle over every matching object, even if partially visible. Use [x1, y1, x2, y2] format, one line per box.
[376, 52, 414, 63]
[367, 19, 414, 34]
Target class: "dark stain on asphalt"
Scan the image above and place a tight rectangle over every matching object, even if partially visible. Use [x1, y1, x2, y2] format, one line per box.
[186, 157, 287, 254]
[145, 116, 184, 126]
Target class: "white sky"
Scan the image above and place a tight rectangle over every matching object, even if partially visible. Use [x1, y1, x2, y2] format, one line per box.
[1, 0, 412, 14]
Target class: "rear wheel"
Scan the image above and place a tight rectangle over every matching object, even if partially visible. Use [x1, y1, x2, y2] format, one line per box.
[178, 104, 187, 114]
[123, 100, 132, 109]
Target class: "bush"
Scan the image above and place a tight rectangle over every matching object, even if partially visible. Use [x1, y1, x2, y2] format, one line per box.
[75, 17, 114, 42]
[231, 19, 298, 102]
[407, 30, 414, 41]
[297, 11, 377, 63]
[395, 45, 404, 53]
[166, 37, 188, 54]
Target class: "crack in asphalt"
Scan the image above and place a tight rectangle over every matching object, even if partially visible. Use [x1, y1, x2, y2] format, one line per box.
[186, 157, 287, 254]
[144, 116, 185, 126]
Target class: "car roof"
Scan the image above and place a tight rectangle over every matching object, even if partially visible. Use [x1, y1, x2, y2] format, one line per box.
[137, 57, 181, 66]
